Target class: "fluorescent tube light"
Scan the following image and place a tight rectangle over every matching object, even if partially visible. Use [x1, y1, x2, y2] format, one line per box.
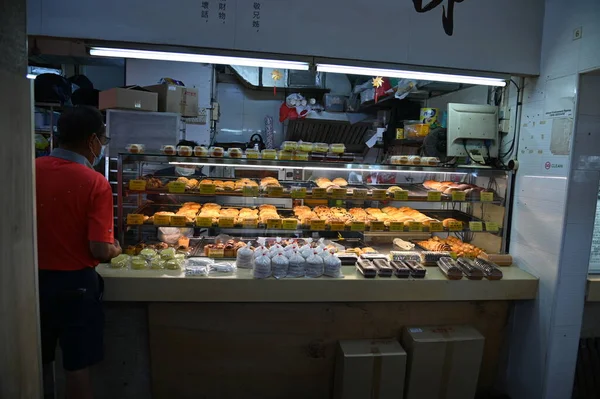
[26, 74, 37, 79]
[170, 162, 285, 170]
[90, 47, 309, 71]
[316, 64, 506, 87]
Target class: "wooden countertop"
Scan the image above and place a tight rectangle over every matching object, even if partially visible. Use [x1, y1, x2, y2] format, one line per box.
[97, 264, 538, 302]
[587, 276, 600, 301]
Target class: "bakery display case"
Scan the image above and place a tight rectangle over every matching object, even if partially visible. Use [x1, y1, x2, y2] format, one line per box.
[115, 152, 512, 269]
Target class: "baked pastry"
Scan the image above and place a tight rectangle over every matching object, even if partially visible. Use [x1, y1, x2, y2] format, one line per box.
[194, 146, 208, 156]
[127, 144, 144, 154]
[162, 145, 176, 155]
[177, 146, 193, 157]
[209, 147, 224, 157]
[332, 178, 348, 187]
[228, 148, 243, 158]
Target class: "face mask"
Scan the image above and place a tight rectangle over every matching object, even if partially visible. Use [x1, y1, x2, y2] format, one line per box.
[175, 166, 196, 176]
[90, 136, 106, 167]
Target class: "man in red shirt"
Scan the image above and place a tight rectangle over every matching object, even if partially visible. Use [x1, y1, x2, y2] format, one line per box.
[36, 106, 121, 399]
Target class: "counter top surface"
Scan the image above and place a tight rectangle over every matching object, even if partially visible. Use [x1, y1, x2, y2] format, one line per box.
[97, 263, 538, 302]
[587, 276, 600, 301]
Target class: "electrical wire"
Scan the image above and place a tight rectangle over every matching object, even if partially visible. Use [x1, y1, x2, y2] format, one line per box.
[462, 140, 487, 166]
[499, 79, 522, 159]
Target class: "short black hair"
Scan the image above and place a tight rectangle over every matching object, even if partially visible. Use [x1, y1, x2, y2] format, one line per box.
[56, 106, 105, 146]
[177, 140, 199, 147]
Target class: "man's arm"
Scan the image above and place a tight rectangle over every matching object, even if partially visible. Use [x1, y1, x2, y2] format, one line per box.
[90, 240, 122, 262]
[88, 179, 120, 262]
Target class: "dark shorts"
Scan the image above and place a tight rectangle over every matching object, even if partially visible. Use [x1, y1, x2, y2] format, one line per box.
[39, 267, 104, 371]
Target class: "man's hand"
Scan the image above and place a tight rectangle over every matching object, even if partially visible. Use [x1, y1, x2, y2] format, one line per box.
[90, 240, 122, 262]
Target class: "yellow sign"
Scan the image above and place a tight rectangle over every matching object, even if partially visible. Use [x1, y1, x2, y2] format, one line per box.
[243, 218, 258, 228]
[170, 215, 187, 227]
[352, 189, 368, 200]
[196, 216, 213, 227]
[371, 189, 387, 201]
[312, 188, 327, 199]
[389, 221, 405, 231]
[408, 222, 423, 232]
[351, 221, 366, 231]
[127, 214, 145, 225]
[480, 192, 494, 202]
[153, 215, 171, 225]
[168, 181, 186, 193]
[395, 128, 404, 140]
[242, 185, 259, 197]
[451, 191, 466, 201]
[469, 221, 483, 232]
[199, 184, 216, 195]
[427, 191, 442, 202]
[429, 221, 443, 232]
[330, 188, 347, 199]
[128, 180, 147, 191]
[218, 217, 235, 228]
[370, 221, 385, 231]
[448, 221, 463, 231]
[486, 222, 500, 233]
[267, 219, 283, 229]
[291, 188, 307, 199]
[394, 190, 409, 201]
[267, 186, 284, 197]
[330, 222, 345, 231]
[208, 247, 224, 258]
[310, 219, 326, 231]
[282, 219, 298, 230]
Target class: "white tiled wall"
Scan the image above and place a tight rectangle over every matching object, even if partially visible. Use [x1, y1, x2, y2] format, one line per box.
[505, 1, 600, 398]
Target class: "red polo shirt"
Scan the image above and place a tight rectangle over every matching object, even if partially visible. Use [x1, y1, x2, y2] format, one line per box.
[36, 155, 114, 271]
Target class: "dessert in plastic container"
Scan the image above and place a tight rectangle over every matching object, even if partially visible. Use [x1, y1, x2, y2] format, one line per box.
[245, 149, 260, 159]
[165, 258, 183, 270]
[356, 258, 377, 278]
[139, 248, 157, 260]
[373, 259, 394, 277]
[281, 141, 298, 151]
[313, 142, 329, 153]
[293, 152, 309, 161]
[421, 157, 440, 166]
[160, 247, 177, 260]
[404, 121, 430, 138]
[161, 145, 176, 155]
[278, 151, 293, 160]
[149, 258, 166, 270]
[420, 251, 451, 266]
[110, 254, 130, 269]
[194, 146, 208, 157]
[126, 144, 145, 154]
[130, 256, 148, 270]
[262, 149, 277, 160]
[437, 257, 463, 280]
[177, 146, 193, 157]
[408, 155, 421, 165]
[456, 257, 484, 280]
[309, 153, 325, 161]
[390, 261, 411, 278]
[404, 260, 427, 278]
[298, 141, 313, 152]
[389, 251, 421, 262]
[228, 148, 243, 158]
[325, 153, 340, 161]
[474, 258, 503, 280]
[209, 147, 224, 157]
[329, 143, 346, 154]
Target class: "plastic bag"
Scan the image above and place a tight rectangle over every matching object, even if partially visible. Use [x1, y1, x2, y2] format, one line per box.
[287, 251, 306, 278]
[149, 258, 165, 270]
[253, 251, 272, 279]
[130, 256, 148, 270]
[284, 243, 299, 258]
[324, 250, 343, 278]
[210, 262, 237, 273]
[271, 253, 289, 279]
[185, 266, 209, 276]
[305, 251, 324, 278]
[110, 254, 130, 269]
[236, 241, 255, 269]
[254, 238, 267, 258]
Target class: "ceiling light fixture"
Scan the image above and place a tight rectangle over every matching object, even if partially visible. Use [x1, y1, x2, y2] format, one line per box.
[316, 64, 507, 87]
[90, 47, 310, 71]
[26, 74, 37, 80]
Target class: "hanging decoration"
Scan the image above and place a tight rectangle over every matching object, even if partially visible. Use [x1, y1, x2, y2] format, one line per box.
[372, 76, 384, 103]
[271, 70, 283, 96]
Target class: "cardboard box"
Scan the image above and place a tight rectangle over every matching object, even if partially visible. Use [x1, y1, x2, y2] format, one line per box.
[145, 84, 199, 116]
[401, 325, 484, 399]
[99, 86, 158, 112]
[334, 339, 406, 399]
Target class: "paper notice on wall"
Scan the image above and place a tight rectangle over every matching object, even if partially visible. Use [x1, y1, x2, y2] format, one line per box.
[519, 116, 570, 177]
[366, 128, 385, 148]
[544, 75, 576, 119]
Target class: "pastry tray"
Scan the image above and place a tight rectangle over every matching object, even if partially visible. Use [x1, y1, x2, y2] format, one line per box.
[420, 209, 484, 225]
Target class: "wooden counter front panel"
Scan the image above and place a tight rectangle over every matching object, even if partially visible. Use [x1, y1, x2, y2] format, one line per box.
[148, 301, 509, 399]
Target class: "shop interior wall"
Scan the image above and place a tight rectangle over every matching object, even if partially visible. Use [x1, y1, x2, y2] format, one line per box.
[26, 0, 544, 75]
[504, 1, 600, 398]
[83, 64, 125, 91]
[125, 59, 213, 144]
